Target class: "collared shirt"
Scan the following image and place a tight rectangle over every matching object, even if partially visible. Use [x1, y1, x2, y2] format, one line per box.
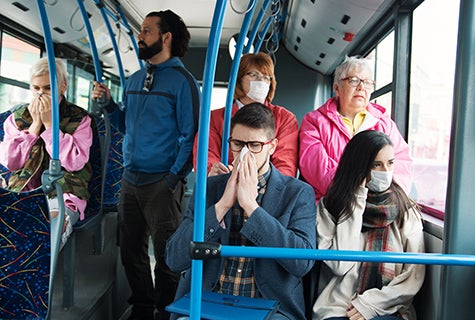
[217, 168, 271, 297]
[341, 110, 367, 135]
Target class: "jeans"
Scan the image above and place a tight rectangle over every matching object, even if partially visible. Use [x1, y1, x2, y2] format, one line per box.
[119, 178, 183, 319]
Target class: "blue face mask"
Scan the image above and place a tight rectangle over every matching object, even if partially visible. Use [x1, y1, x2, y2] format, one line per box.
[366, 170, 393, 192]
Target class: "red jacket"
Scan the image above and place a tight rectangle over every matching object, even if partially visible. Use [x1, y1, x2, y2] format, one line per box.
[193, 101, 299, 177]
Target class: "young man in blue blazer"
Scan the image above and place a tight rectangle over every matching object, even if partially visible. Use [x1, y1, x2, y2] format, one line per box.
[165, 103, 316, 320]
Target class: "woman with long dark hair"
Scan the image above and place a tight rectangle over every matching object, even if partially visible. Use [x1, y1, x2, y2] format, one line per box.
[313, 130, 425, 320]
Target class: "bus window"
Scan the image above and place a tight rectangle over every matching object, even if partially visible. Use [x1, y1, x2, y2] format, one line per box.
[368, 31, 394, 115]
[0, 32, 40, 112]
[409, 0, 459, 215]
[0, 32, 40, 83]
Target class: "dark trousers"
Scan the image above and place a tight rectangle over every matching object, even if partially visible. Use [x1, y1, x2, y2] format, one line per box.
[119, 178, 183, 319]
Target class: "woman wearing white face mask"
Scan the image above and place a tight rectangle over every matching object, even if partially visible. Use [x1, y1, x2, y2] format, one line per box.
[192, 52, 299, 178]
[313, 130, 425, 320]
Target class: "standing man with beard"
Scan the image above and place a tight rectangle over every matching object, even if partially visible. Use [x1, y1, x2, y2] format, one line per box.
[91, 10, 200, 320]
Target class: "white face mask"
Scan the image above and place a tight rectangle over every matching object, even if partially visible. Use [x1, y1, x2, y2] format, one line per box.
[247, 80, 270, 103]
[366, 170, 393, 192]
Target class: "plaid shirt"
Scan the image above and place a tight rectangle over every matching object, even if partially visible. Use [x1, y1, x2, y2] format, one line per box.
[217, 169, 270, 297]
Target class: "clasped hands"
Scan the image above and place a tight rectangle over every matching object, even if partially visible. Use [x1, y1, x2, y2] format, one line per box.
[28, 92, 53, 133]
[214, 151, 259, 222]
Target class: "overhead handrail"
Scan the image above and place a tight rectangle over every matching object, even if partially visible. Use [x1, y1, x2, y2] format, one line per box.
[220, 0, 258, 166]
[36, 1, 65, 318]
[191, 0, 228, 318]
[245, 0, 272, 53]
[254, 14, 273, 52]
[93, 0, 126, 89]
[115, 2, 143, 69]
[77, 0, 103, 87]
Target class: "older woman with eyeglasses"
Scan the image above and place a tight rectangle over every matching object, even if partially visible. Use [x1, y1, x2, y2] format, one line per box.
[193, 52, 299, 177]
[299, 56, 413, 201]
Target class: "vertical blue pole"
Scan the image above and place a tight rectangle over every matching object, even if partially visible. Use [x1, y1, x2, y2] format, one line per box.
[94, 0, 127, 88]
[36, 2, 62, 318]
[77, 0, 103, 81]
[115, 2, 144, 69]
[36, 0, 59, 160]
[254, 16, 272, 52]
[221, 0, 258, 166]
[191, 1, 227, 318]
[244, 0, 271, 53]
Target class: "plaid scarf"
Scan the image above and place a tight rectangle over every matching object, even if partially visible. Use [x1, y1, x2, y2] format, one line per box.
[217, 171, 269, 297]
[356, 189, 398, 294]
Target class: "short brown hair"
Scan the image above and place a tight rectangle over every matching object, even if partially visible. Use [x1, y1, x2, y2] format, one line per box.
[234, 53, 276, 102]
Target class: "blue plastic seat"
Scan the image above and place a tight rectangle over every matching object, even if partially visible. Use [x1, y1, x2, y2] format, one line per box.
[0, 187, 51, 319]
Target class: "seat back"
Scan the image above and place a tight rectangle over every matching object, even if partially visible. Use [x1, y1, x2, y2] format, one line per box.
[82, 115, 103, 219]
[96, 117, 124, 212]
[0, 110, 12, 183]
[0, 187, 51, 319]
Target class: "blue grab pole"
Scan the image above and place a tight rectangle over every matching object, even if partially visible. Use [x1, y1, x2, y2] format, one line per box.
[94, 0, 127, 88]
[254, 16, 272, 52]
[221, 0, 258, 166]
[36, 2, 63, 318]
[219, 246, 475, 267]
[77, 0, 103, 82]
[190, 0, 227, 319]
[245, 0, 272, 53]
[115, 2, 144, 69]
[36, 0, 59, 160]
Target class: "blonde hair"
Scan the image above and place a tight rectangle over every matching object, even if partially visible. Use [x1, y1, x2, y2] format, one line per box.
[30, 57, 68, 85]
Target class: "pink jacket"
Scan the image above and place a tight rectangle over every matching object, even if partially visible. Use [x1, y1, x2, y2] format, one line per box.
[299, 97, 413, 201]
[193, 101, 299, 177]
[0, 113, 93, 219]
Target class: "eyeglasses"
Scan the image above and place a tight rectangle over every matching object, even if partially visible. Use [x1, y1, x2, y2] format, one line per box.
[143, 66, 155, 92]
[246, 72, 272, 84]
[228, 138, 273, 153]
[341, 77, 375, 89]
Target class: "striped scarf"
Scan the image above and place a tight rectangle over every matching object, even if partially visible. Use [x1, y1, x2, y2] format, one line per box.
[356, 189, 398, 294]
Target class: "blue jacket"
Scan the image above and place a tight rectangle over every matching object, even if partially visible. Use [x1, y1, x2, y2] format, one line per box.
[165, 165, 317, 319]
[121, 57, 200, 177]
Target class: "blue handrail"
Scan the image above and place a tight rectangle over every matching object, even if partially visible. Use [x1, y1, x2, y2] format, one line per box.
[115, 2, 144, 69]
[245, 0, 272, 53]
[190, 0, 227, 317]
[93, 0, 126, 88]
[221, 0, 258, 166]
[254, 15, 273, 52]
[77, 0, 103, 82]
[36, 1, 64, 318]
[219, 245, 475, 266]
[36, 2, 59, 160]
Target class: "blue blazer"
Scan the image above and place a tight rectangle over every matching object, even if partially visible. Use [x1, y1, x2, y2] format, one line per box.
[165, 165, 316, 319]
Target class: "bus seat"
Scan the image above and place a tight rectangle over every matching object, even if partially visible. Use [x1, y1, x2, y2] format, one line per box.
[96, 117, 124, 213]
[166, 291, 280, 319]
[0, 187, 51, 319]
[61, 114, 124, 309]
[62, 114, 105, 310]
[0, 110, 12, 183]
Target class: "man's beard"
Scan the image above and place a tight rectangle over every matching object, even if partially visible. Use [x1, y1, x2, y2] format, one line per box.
[138, 38, 163, 60]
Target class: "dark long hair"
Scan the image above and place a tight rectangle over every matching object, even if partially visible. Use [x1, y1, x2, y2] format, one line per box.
[147, 10, 190, 57]
[324, 130, 416, 224]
